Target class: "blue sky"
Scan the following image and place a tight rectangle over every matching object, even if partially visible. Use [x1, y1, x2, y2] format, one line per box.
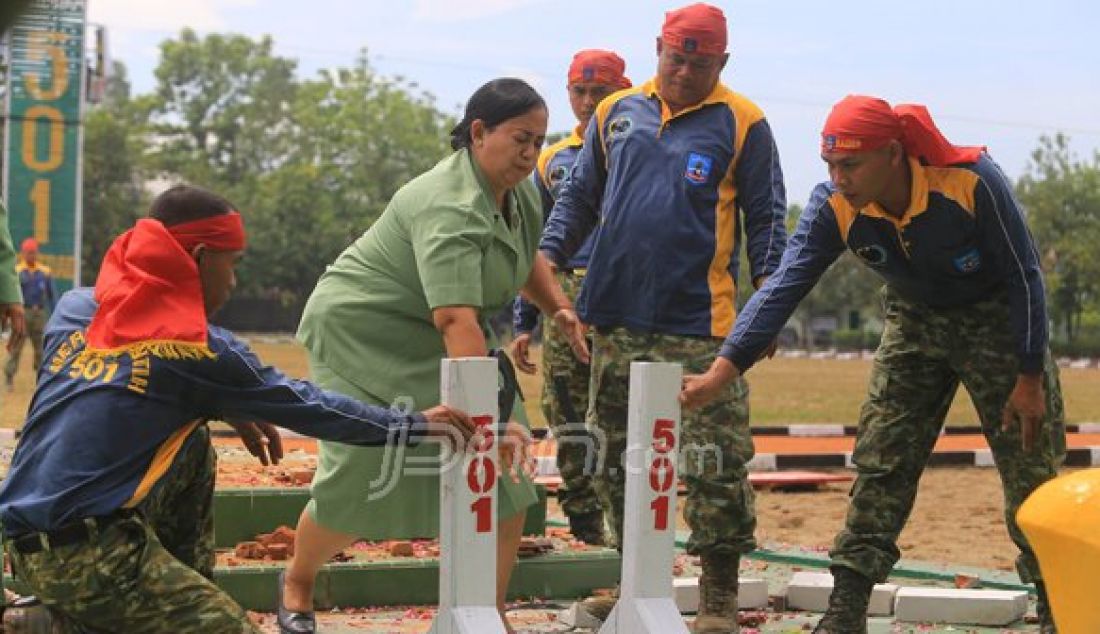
[90, 0, 1100, 206]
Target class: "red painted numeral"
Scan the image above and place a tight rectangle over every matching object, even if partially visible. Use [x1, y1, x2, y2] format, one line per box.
[468, 414, 496, 533]
[470, 496, 493, 533]
[467, 455, 497, 494]
[650, 418, 676, 531]
[650, 495, 670, 531]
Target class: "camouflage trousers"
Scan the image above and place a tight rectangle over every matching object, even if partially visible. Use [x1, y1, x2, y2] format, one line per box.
[5, 306, 46, 381]
[589, 327, 757, 556]
[832, 289, 1066, 584]
[7, 424, 260, 633]
[543, 271, 603, 519]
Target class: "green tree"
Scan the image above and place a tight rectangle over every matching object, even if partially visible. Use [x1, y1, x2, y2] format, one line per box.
[1016, 134, 1100, 342]
[148, 29, 298, 187]
[145, 32, 454, 302]
[81, 62, 146, 282]
[737, 203, 882, 349]
[234, 55, 453, 300]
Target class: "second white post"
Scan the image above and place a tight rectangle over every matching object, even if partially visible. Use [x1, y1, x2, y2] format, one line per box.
[600, 361, 688, 634]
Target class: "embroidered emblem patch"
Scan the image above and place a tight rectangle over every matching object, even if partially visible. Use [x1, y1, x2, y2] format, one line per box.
[684, 152, 713, 185]
[548, 164, 569, 187]
[953, 247, 982, 274]
[607, 115, 633, 141]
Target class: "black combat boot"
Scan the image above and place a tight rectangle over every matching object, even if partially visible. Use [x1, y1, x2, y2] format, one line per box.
[693, 551, 739, 633]
[568, 509, 607, 546]
[811, 567, 872, 634]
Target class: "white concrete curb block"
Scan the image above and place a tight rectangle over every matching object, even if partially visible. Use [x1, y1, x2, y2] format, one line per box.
[785, 572, 897, 616]
[746, 453, 777, 472]
[672, 577, 768, 613]
[893, 588, 1028, 626]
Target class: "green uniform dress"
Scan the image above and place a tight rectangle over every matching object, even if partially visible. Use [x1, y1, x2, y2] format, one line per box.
[297, 149, 540, 537]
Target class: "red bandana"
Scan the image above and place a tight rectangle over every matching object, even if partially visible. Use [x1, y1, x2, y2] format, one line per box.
[568, 49, 631, 90]
[661, 3, 728, 56]
[821, 95, 984, 166]
[85, 213, 245, 358]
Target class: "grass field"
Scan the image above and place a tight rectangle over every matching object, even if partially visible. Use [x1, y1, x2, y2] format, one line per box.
[4, 340, 1096, 429]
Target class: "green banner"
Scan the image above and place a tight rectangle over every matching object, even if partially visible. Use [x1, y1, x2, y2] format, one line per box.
[3, 0, 86, 291]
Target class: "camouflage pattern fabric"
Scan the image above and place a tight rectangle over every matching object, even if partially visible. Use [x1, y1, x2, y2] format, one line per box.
[832, 288, 1066, 584]
[6, 424, 260, 633]
[588, 326, 757, 556]
[541, 271, 603, 521]
[136, 423, 217, 579]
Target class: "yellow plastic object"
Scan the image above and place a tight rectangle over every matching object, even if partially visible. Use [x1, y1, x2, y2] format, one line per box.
[1017, 468, 1100, 634]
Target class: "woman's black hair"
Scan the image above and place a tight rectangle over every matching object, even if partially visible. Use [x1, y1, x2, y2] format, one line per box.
[450, 78, 547, 151]
[148, 185, 236, 226]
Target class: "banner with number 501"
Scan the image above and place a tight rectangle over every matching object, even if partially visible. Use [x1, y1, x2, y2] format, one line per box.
[3, 0, 86, 291]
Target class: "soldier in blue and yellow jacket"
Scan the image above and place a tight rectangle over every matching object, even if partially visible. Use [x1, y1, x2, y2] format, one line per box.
[5, 238, 56, 389]
[540, 5, 788, 630]
[0, 186, 475, 633]
[511, 49, 630, 547]
[682, 95, 1064, 634]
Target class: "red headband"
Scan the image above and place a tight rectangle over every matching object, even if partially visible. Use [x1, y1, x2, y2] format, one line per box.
[85, 213, 247, 356]
[568, 49, 631, 90]
[822, 95, 985, 166]
[167, 211, 246, 252]
[662, 3, 728, 56]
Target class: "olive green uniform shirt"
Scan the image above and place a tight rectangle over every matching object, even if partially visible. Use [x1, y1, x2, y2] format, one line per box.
[297, 149, 541, 536]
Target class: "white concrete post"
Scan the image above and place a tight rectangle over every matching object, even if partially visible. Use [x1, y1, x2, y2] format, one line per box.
[429, 357, 508, 634]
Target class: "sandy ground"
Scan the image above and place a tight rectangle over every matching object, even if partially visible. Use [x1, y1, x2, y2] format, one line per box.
[750, 467, 1023, 573]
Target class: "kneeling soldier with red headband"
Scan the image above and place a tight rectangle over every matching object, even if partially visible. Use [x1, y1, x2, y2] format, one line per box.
[0, 185, 476, 633]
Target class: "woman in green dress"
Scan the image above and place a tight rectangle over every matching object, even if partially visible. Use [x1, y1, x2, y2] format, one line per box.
[279, 78, 588, 634]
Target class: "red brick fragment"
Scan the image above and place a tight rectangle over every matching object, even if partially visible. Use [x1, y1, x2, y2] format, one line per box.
[389, 541, 415, 557]
[267, 544, 289, 561]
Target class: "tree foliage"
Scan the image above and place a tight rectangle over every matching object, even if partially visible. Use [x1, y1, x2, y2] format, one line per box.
[81, 62, 145, 281]
[1016, 134, 1100, 342]
[81, 32, 453, 303]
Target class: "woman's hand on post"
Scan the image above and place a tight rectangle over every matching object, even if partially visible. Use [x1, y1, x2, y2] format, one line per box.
[500, 421, 535, 483]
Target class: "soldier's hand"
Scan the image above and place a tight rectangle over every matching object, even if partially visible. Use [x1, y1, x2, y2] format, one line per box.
[228, 420, 284, 466]
[553, 308, 589, 365]
[681, 357, 740, 410]
[1002, 374, 1046, 452]
[500, 421, 535, 483]
[511, 332, 535, 374]
[2, 303, 25, 354]
[421, 405, 477, 448]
